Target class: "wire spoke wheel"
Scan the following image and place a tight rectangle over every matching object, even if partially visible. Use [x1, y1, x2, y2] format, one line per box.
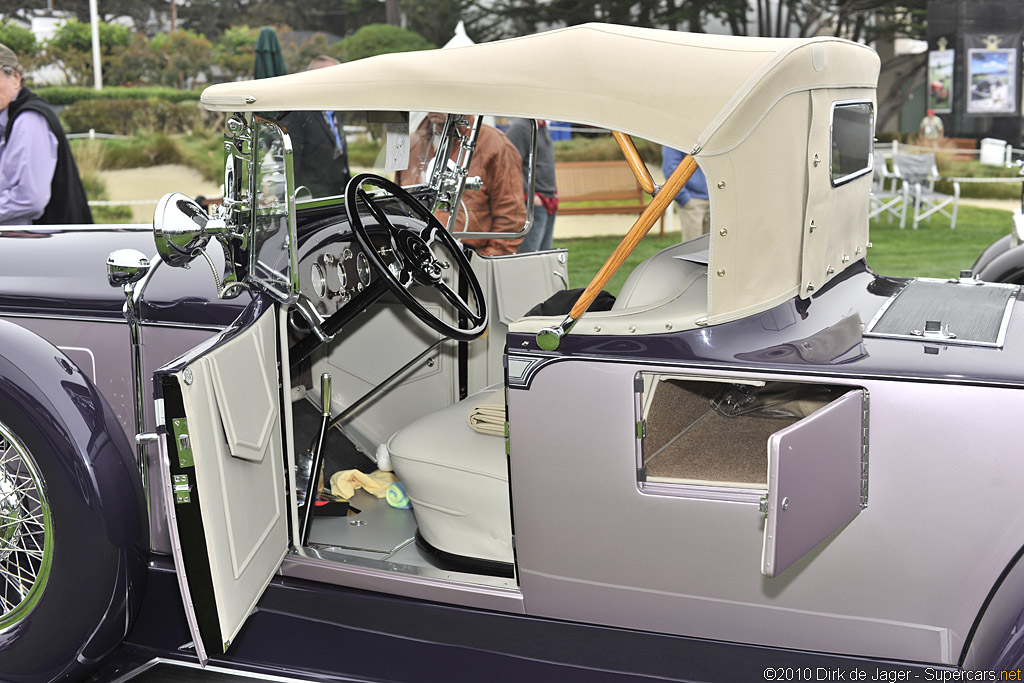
[0, 420, 53, 629]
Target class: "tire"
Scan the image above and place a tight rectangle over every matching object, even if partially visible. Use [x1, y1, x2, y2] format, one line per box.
[0, 366, 147, 682]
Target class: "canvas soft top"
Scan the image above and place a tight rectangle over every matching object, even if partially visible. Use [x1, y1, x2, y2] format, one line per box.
[202, 24, 880, 329]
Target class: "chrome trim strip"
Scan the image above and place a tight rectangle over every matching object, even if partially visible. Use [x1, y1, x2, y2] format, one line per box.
[105, 657, 344, 683]
[158, 433, 210, 665]
[996, 290, 1018, 348]
[507, 352, 1024, 390]
[0, 311, 223, 331]
[829, 99, 874, 188]
[288, 546, 519, 592]
[640, 480, 765, 504]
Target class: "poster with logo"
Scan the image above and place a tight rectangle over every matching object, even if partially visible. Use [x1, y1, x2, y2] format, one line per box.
[927, 50, 954, 113]
[967, 47, 1017, 114]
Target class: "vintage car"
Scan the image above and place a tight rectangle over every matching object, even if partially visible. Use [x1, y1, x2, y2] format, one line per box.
[4, 23, 1024, 683]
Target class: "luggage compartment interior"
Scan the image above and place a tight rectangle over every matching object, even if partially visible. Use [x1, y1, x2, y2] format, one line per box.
[639, 375, 850, 489]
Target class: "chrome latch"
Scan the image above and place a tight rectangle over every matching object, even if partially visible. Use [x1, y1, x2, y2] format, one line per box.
[758, 494, 769, 518]
[910, 320, 956, 340]
[172, 474, 192, 505]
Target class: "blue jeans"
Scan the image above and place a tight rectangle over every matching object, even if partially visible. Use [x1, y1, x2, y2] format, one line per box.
[518, 205, 557, 253]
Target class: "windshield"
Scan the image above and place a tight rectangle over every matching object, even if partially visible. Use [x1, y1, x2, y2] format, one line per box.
[278, 110, 418, 203]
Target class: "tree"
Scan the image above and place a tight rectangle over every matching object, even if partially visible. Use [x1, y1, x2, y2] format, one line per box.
[52, 0, 152, 32]
[277, 28, 338, 72]
[46, 19, 133, 86]
[337, 24, 434, 62]
[215, 25, 260, 81]
[104, 33, 159, 86]
[401, 0, 463, 47]
[149, 29, 213, 88]
[0, 21, 38, 69]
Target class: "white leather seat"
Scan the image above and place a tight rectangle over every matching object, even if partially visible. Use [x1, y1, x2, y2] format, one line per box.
[386, 386, 512, 565]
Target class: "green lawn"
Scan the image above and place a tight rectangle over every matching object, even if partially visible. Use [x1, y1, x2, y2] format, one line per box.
[553, 204, 1013, 295]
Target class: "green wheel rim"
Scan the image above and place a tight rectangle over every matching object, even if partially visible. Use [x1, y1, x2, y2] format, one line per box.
[0, 420, 53, 629]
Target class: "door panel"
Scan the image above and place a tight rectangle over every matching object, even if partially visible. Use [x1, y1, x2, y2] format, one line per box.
[162, 306, 287, 659]
[762, 389, 866, 577]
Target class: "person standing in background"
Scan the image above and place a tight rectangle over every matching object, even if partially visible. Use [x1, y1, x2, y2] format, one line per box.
[397, 113, 526, 256]
[661, 146, 709, 242]
[919, 109, 944, 140]
[506, 118, 558, 253]
[0, 42, 91, 225]
[287, 55, 351, 199]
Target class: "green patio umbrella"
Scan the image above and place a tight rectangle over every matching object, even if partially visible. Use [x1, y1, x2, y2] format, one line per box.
[254, 27, 287, 79]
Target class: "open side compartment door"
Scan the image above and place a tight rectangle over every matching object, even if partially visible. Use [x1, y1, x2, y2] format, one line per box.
[761, 389, 867, 578]
[158, 305, 288, 663]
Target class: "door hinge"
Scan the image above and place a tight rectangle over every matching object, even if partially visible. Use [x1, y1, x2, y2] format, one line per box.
[758, 494, 769, 519]
[172, 417, 194, 468]
[860, 389, 870, 508]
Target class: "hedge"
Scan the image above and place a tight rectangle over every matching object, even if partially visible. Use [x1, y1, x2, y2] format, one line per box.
[62, 98, 204, 135]
[36, 86, 203, 107]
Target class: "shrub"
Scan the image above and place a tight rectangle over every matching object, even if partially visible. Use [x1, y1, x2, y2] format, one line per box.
[91, 205, 135, 223]
[554, 134, 662, 165]
[338, 24, 434, 63]
[61, 98, 203, 135]
[36, 86, 204, 106]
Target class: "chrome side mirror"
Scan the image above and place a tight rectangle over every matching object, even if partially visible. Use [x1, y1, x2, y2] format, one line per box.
[153, 192, 226, 268]
[106, 249, 150, 288]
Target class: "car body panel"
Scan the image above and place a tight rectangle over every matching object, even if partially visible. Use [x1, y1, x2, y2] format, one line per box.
[508, 356, 1024, 665]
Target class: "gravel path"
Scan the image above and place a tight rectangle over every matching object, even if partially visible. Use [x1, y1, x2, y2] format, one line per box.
[98, 164, 222, 224]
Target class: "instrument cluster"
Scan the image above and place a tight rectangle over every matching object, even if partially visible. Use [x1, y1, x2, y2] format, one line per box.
[301, 241, 375, 316]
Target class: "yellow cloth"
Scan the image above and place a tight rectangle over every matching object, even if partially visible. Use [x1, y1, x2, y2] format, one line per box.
[329, 469, 397, 500]
[466, 390, 505, 437]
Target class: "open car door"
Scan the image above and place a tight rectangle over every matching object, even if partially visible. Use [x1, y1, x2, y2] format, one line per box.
[761, 389, 867, 577]
[158, 306, 288, 663]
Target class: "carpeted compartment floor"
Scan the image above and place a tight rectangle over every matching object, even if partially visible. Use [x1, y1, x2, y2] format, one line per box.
[643, 380, 799, 486]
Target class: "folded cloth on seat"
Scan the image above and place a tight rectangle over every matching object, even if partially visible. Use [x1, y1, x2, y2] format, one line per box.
[466, 389, 506, 437]
[329, 469, 397, 500]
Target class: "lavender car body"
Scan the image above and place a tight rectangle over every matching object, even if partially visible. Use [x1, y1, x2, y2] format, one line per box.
[1, 23, 1021, 683]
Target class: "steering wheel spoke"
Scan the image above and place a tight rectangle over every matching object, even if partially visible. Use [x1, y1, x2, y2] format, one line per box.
[345, 173, 488, 341]
[437, 280, 484, 324]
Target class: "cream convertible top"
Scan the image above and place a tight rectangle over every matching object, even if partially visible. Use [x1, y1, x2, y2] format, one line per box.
[202, 23, 880, 329]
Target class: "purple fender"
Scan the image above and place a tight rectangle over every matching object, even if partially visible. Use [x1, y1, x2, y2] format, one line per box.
[0, 318, 148, 683]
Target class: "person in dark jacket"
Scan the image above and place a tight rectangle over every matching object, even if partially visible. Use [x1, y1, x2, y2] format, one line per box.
[506, 117, 558, 253]
[285, 55, 351, 199]
[0, 43, 92, 225]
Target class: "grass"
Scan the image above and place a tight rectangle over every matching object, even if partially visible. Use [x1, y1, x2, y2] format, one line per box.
[553, 204, 1013, 296]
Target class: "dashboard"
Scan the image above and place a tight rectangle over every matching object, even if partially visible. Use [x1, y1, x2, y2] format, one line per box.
[296, 224, 401, 318]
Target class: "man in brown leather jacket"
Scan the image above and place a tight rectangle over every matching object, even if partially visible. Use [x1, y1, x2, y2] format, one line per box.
[398, 113, 526, 256]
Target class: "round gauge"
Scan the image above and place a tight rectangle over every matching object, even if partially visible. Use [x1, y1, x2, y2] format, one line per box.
[310, 262, 327, 297]
[335, 261, 348, 290]
[356, 253, 370, 287]
[342, 248, 353, 261]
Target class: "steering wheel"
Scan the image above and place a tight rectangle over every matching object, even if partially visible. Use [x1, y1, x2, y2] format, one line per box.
[344, 173, 487, 341]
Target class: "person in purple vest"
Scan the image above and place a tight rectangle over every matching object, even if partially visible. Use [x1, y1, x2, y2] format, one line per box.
[0, 42, 92, 225]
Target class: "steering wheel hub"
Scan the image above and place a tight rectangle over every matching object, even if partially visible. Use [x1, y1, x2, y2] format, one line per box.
[345, 174, 488, 341]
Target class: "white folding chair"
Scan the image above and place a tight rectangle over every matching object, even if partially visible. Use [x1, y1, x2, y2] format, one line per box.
[892, 152, 960, 229]
[868, 151, 907, 224]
